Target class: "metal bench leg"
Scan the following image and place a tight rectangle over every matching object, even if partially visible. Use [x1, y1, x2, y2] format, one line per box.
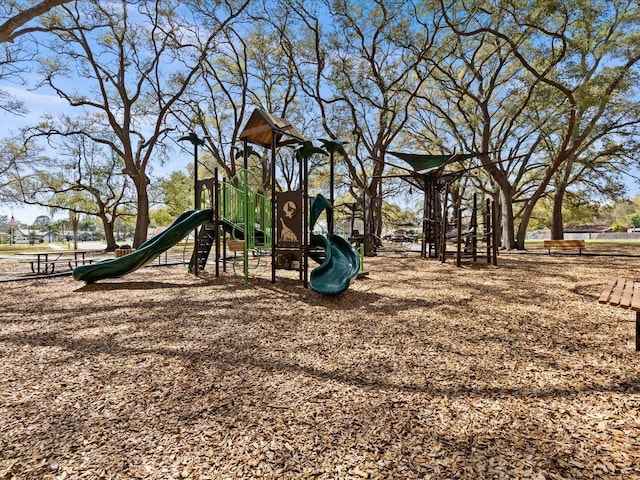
[636, 311, 639, 352]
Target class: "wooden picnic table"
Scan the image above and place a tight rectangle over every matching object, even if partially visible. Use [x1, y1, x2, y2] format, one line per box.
[15, 249, 102, 274]
[65, 249, 104, 267]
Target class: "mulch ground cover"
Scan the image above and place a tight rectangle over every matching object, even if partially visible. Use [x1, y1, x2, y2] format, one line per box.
[1, 250, 639, 479]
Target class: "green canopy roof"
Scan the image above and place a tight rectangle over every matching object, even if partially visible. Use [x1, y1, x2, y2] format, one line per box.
[389, 151, 483, 174]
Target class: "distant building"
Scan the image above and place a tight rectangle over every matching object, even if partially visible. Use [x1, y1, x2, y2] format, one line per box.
[564, 225, 612, 240]
[527, 225, 613, 240]
[564, 225, 612, 234]
[1, 225, 28, 243]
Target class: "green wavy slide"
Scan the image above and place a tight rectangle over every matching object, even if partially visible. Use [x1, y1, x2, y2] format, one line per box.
[73, 209, 213, 284]
[309, 195, 361, 295]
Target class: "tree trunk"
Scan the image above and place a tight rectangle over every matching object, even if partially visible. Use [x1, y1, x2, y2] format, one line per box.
[516, 200, 531, 250]
[101, 219, 118, 251]
[477, 149, 519, 250]
[551, 169, 571, 240]
[495, 182, 518, 250]
[550, 187, 565, 240]
[104, 222, 118, 252]
[363, 190, 376, 257]
[372, 190, 384, 253]
[132, 173, 150, 248]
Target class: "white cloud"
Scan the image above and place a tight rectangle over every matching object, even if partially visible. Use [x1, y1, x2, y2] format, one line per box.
[1, 85, 66, 107]
[0, 85, 69, 130]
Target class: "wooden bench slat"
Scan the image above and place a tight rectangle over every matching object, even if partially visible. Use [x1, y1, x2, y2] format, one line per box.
[621, 280, 634, 308]
[227, 240, 245, 252]
[543, 240, 585, 247]
[611, 278, 626, 307]
[598, 277, 618, 304]
[543, 239, 585, 255]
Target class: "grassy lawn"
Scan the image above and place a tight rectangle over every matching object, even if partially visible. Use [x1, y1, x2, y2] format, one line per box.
[0, 244, 60, 254]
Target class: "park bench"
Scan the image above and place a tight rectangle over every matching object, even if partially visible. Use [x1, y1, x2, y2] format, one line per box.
[225, 239, 262, 259]
[598, 277, 640, 351]
[543, 239, 585, 255]
[226, 240, 245, 252]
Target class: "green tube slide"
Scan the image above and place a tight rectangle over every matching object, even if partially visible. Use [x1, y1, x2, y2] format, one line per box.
[73, 209, 213, 284]
[309, 195, 360, 295]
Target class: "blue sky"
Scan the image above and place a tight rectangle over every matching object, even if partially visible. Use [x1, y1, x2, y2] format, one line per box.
[1, 87, 68, 224]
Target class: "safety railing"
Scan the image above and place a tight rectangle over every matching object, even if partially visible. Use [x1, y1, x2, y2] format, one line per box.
[221, 170, 271, 249]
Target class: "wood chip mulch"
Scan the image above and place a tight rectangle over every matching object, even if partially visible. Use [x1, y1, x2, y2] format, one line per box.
[1, 252, 639, 479]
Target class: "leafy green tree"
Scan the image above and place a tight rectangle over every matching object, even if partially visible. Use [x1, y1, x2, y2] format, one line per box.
[439, 0, 640, 247]
[78, 218, 98, 233]
[528, 197, 552, 231]
[32, 215, 51, 232]
[561, 191, 601, 227]
[54, 218, 71, 241]
[628, 213, 640, 229]
[537, 2, 640, 239]
[596, 198, 638, 231]
[408, 10, 548, 249]
[149, 209, 175, 228]
[156, 170, 193, 219]
[381, 201, 418, 229]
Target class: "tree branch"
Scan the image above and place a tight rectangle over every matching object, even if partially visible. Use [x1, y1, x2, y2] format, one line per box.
[0, 0, 72, 43]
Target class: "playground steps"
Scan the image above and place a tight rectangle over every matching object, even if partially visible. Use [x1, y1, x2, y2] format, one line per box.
[308, 247, 326, 264]
[190, 222, 217, 272]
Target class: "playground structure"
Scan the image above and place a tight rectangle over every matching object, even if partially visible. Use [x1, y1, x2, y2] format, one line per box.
[73, 109, 361, 295]
[72, 109, 497, 288]
[388, 151, 499, 267]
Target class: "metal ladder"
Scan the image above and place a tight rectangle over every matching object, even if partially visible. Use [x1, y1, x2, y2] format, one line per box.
[189, 222, 217, 272]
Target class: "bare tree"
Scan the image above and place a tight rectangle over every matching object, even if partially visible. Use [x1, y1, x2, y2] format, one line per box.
[171, 18, 304, 192]
[9, 125, 134, 250]
[21, 0, 250, 247]
[269, 0, 439, 254]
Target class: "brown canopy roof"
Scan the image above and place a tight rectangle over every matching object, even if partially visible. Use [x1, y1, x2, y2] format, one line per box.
[239, 108, 306, 148]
